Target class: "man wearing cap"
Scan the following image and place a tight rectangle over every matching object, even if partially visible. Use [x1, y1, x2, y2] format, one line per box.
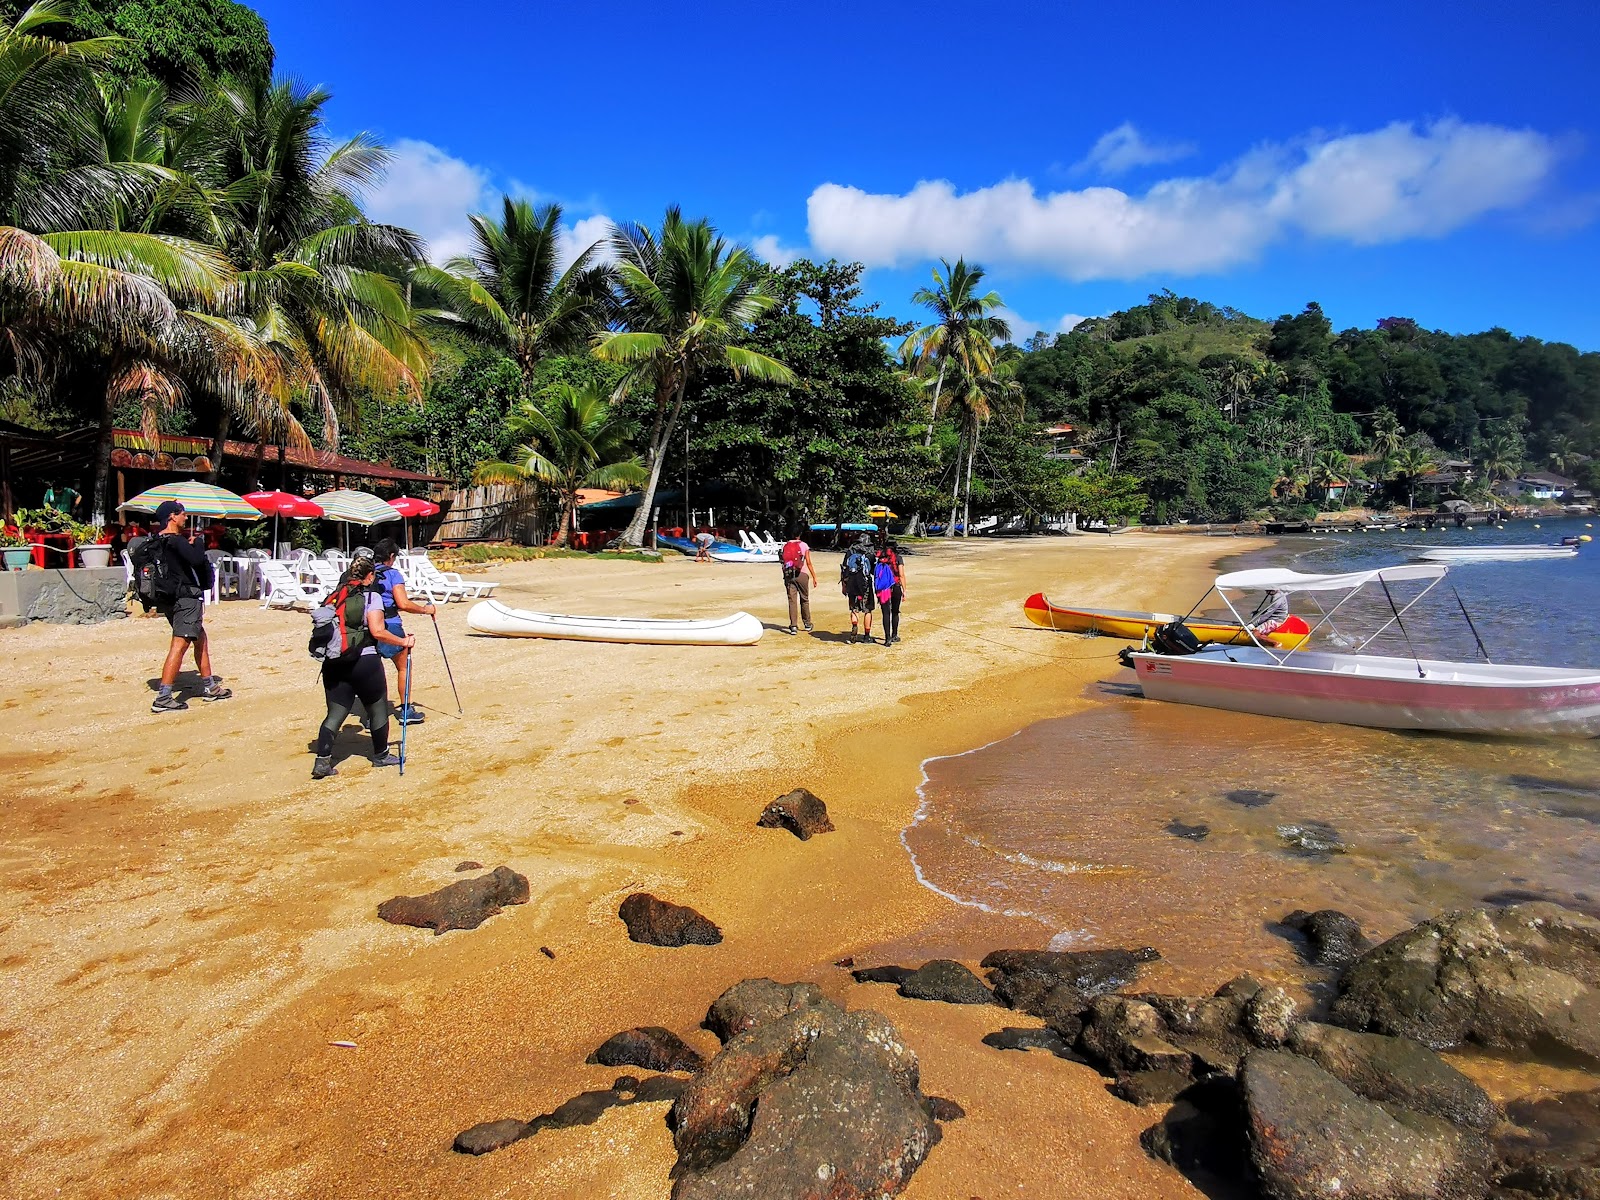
[150, 500, 231, 713]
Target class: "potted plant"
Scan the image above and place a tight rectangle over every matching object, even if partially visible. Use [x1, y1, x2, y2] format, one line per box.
[1, 525, 31, 570]
[73, 522, 112, 568]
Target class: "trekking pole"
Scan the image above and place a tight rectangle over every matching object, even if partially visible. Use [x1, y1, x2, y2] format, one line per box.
[399, 652, 412, 776]
[432, 611, 463, 715]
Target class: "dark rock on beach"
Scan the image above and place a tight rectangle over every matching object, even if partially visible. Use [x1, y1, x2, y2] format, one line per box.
[1277, 820, 1346, 859]
[588, 1027, 705, 1074]
[981, 1026, 1085, 1061]
[923, 1095, 966, 1122]
[377, 865, 529, 934]
[1281, 908, 1371, 970]
[702, 978, 825, 1043]
[1330, 903, 1600, 1062]
[1112, 1067, 1194, 1106]
[453, 1073, 689, 1156]
[454, 860, 482, 872]
[1287, 1022, 1497, 1131]
[897, 959, 995, 1005]
[851, 964, 915, 986]
[982, 946, 1159, 1017]
[1241, 1049, 1491, 1200]
[1494, 1089, 1600, 1200]
[1140, 1076, 1253, 1192]
[670, 983, 939, 1199]
[619, 893, 723, 948]
[1079, 995, 1195, 1077]
[756, 788, 835, 840]
[1165, 818, 1211, 841]
[453, 1117, 531, 1155]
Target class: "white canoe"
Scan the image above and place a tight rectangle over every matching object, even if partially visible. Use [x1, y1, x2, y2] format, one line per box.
[1128, 645, 1600, 737]
[467, 599, 764, 645]
[1419, 544, 1577, 563]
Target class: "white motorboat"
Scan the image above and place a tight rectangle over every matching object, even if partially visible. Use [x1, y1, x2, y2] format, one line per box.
[1419, 543, 1579, 563]
[467, 600, 764, 645]
[1125, 564, 1600, 738]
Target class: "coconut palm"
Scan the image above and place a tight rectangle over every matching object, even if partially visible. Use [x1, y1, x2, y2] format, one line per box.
[593, 208, 794, 548]
[1367, 409, 1404, 458]
[899, 257, 1010, 447]
[472, 383, 646, 547]
[1547, 433, 1581, 476]
[412, 197, 612, 388]
[1391, 446, 1438, 509]
[1478, 433, 1522, 484]
[946, 347, 1023, 536]
[1309, 448, 1351, 510]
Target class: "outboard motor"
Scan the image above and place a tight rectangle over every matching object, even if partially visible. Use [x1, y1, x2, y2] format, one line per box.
[1150, 620, 1204, 656]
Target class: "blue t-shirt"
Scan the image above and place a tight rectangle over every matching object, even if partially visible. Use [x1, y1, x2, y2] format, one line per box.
[374, 564, 405, 617]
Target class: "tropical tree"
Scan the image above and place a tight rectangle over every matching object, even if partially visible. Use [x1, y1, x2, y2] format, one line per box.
[899, 257, 1010, 447]
[593, 208, 794, 548]
[1367, 408, 1404, 457]
[1547, 433, 1581, 475]
[947, 346, 1022, 536]
[1478, 433, 1522, 484]
[1309, 448, 1350, 510]
[1391, 446, 1437, 509]
[472, 382, 645, 546]
[412, 197, 612, 388]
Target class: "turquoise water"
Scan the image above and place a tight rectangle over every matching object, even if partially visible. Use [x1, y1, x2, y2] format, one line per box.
[897, 517, 1600, 990]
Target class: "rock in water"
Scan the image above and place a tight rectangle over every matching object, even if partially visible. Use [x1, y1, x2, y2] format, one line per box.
[897, 960, 995, 1005]
[1287, 1022, 1497, 1131]
[1281, 908, 1371, 969]
[1276, 820, 1345, 859]
[982, 946, 1160, 1015]
[1226, 789, 1276, 808]
[1241, 1049, 1491, 1200]
[1494, 1088, 1600, 1199]
[702, 978, 826, 1043]
[671, 985, 939, 1199]
[588, 1027, 705, 1073]
[377, 865, 530, 934]
[1165, 819, 1210, 841]
[618, 893, 723, 947]
[1330, 903, 1600, 1062]
[756, 788, 835, 840]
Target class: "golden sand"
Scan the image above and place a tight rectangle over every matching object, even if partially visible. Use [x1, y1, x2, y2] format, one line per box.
[1, 533, 1247, 1199]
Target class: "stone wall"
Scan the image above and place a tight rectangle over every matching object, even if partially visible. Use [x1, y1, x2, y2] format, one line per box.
[0, 568, 130, 626]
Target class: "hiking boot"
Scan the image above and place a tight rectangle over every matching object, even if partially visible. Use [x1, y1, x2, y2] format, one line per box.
[862, 633, 875, 644]
[201, 682, 232, 702]
[371, 752, 401, 768]
[396, 704, 425, 725]
[311, 755, 338, 779]
[785, 625, 797, 636]
[803, 622, 813, 632]
[151, 692, 188, 714]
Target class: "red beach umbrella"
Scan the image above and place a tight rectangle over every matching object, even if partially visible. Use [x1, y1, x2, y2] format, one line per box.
[388, 495, 440, 549]
[242, 490, 324, 555]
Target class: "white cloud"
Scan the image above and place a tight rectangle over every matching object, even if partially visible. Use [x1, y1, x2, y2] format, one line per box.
[364, 138, 492, 264]
[807, 119, 1560, 281]
[1075, 122, 1196, 176]
[559, 214, 616, 272]
[996, 307, 1092, 344]
[748, 233, 803, 267]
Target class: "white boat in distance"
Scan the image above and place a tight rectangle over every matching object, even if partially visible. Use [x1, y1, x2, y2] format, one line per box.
[1419, 543, 1578, 563]
[467, 600, 764, 645]
[1127, 564, 1600, 738]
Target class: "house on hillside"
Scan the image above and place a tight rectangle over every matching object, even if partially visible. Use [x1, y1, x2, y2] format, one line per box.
[1505, 470, 1578, 500]
[1038, 423, 1088, 465]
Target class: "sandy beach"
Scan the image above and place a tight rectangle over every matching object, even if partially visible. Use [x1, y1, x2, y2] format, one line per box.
[4, 533, 1259, 1199]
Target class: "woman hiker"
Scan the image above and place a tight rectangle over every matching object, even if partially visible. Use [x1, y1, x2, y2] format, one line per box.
[875, 536, 907, 645]
[312, 550, 414, 779]
[372, 538, 436, 725]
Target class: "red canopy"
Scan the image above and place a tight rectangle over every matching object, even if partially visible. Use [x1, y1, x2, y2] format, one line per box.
[388, 496, 440, 518]
[243, 490, 324, 518]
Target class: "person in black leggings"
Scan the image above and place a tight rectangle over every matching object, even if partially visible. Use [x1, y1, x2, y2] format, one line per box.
[875, 536, 907, 644]
[312, 553, 415, 779]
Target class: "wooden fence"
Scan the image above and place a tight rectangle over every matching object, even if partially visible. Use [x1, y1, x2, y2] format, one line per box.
[429, 484, 543, 544]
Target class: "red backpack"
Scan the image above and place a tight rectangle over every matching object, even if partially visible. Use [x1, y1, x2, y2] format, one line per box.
[780, 539, 805, 581]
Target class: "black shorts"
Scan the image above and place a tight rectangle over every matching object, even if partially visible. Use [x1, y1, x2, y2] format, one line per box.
[847, 586, 874, 614]
[157, 594, 205, 640]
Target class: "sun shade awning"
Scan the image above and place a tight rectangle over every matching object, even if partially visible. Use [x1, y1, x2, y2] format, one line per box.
[1215, 564, 1448, 593]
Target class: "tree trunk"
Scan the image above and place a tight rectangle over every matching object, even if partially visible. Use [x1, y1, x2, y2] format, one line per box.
[944, 426, 962, 538]
[922, 357, 947, 448]
[620, 378, 686, 548]
[205, 408, 231, 484]
[89, 378, 117, 526]
[553, 491, 573, 547]
[961, 425, 979, 535]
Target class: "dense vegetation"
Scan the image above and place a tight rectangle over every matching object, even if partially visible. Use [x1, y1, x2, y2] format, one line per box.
[3, 1, 1596, 541]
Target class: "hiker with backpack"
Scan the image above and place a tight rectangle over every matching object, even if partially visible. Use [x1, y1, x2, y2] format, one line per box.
[841, 535, 877, 643]
[874, 536, 906, 645]
[136, 500, 231, 713]
[779, 529, 818, 635]
[310, 550, 413, 779]
[371, 538, 435, 726]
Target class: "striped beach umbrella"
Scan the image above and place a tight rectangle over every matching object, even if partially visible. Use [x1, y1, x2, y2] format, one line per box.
[310, 489, 403, 526]
[121, 481, 260, 520]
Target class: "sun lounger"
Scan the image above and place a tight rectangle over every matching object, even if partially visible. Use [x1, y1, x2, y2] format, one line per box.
[404, 558, 498, 602]
[259, 560, 330, 609]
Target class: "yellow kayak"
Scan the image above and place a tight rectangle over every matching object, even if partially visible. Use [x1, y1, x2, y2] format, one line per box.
[1023, 593, 1311, 649]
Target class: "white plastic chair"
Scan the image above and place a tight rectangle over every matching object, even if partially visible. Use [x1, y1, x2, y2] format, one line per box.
[120, 550, 135, 588]
[304, 560, 342, 594]
[258, 561, 329, 609]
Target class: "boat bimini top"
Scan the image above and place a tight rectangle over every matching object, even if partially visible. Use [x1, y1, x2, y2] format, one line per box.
[1194, 562, 1475, 673]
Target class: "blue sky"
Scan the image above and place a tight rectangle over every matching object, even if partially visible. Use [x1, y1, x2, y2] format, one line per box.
[255, 0, 1600, 348]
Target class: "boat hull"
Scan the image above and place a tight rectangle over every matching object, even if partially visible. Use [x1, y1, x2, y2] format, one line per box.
[1023, 594, 1311, 650]
[1128, 647, 1600, 738]
[467, 600, 764, 645]
[1419, 545, 1577, 563]
[656, 533, 777, 563]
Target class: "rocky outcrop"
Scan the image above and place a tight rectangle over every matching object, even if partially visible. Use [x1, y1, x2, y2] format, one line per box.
[981, 946, 1159, 1018]
[702, 978, 825, 1043]
[1494, 1089, 1600, 1200]
[1330, 903, 1600, 1062]
[377, 865, 529, 934]
[981, 1027, 1083, 1060]
[897, 960, 995, 1005]
[1287, 1022, 1496, 1131]
[670, 982, 943, 1199]
[1241, 1049, 1490, 1200]
[587, 1027, 705, 1073]
[1281, 908, 1371, 969]
[756, 789, 835, 840]
[618, 893, 724, 947]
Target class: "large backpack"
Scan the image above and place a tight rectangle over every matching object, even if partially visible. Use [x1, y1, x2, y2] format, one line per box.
[130, 534, 182, 608]
[780, 539, 804, 583]
[308, 582, 372, 662]
[841, 546, 873, 589]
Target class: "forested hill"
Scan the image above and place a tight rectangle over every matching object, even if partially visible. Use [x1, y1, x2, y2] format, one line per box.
[0, 0, 272, 86]
[1012, 291, 1600, 521]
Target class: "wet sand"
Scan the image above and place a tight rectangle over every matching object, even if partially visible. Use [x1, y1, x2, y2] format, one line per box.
[2, 534, 1250, 1199]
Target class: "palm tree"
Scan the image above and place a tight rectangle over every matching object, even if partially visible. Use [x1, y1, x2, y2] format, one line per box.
[472, 383, 646, 546]
[593, 208, 794, 548]
[1547, 434, 1581, 476]
[948, 346, 1022, 536]
[1478, 434, 1521, 484]
[1391, 446, 1437, 510]
[900, 258, 1010, 447]
[412, 197, 612, 388]
[1309, 449, 1350, 510]
[1367, 409, 1404, 457]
